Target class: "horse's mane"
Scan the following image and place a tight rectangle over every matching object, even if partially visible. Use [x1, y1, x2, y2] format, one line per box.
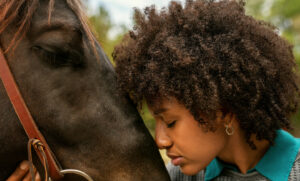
[0, 0, 95, 53]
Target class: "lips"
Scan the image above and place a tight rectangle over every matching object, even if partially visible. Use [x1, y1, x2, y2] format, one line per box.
[167, 153, 183, 166]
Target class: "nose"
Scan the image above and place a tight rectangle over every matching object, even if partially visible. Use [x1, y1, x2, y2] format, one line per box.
[155, 120, 172, 149]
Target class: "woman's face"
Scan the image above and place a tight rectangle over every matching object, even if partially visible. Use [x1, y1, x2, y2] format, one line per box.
[148, 97, 228, 175]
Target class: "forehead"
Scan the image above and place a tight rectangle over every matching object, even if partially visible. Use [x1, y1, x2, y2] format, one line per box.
[30, 0, 80, 35]
[148, 97, 184, 114]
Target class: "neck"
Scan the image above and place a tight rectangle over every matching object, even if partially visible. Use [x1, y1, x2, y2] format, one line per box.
[218, 123, 270, 174]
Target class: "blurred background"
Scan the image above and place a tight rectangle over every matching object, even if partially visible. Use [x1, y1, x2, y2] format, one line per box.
[85, 0, 300, 162]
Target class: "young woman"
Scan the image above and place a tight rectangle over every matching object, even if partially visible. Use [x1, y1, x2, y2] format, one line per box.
[113, 0, 300, 180]
[9, 0, 300, 180]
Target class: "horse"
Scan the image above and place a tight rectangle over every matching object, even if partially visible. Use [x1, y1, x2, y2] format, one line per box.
[0, 0, 170, 180]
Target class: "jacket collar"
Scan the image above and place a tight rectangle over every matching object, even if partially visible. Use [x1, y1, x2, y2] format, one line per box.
[205, 130, 300, 181]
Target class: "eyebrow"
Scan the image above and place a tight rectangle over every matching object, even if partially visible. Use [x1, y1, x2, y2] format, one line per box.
[36, 22, 80, 36]
[153, 108, 167, 115]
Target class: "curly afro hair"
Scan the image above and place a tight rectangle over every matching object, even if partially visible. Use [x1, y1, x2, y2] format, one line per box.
[113, 0, 300, 148]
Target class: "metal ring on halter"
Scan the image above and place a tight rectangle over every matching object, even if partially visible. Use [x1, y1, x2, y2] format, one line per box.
[59, 169, 94, 181]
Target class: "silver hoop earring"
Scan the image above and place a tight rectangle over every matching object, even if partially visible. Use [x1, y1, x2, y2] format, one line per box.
[225, 124, 234, 135]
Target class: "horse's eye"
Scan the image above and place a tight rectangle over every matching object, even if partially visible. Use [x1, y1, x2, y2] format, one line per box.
[32, 45, 84, 68]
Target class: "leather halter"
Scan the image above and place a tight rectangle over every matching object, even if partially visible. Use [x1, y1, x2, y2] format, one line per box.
[0, 48, 64, 180]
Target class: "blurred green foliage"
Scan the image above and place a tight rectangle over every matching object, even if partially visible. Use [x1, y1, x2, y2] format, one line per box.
[88, 0, 300, 135]
[88, 6, 127, 63]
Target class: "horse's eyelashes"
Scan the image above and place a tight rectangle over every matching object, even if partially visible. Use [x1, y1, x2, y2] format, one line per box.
[32, 45, 84, 68]
[32, 45, 65, 66]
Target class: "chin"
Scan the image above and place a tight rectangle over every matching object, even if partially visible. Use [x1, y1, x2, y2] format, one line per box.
[179, 164, 203, 176]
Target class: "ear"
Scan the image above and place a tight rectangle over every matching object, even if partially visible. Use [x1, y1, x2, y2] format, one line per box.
[216, 111, 234, 126]
[224, 112, 234, 126]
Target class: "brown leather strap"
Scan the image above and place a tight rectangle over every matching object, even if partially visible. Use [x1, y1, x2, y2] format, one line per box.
[0, 48, 63, 180]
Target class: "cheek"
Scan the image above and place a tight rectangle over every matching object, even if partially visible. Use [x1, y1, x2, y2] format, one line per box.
[177, 120, 226, 156]
[178, 128, 227, 174]
[188, 132, 226, 160]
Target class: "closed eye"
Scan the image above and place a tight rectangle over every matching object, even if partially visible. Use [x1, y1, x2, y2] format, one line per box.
[166, 120, 176, 128]
[32, 45, 85, 69]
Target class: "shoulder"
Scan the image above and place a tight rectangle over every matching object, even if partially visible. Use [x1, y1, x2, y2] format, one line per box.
[288, 148, 300, 180]
[166, 162, 205, 181]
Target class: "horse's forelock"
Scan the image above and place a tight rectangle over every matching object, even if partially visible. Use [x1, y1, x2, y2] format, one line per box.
[66, 0, 97, 58]
[0, 0, 38, 52]
[0, 0, 96, 54]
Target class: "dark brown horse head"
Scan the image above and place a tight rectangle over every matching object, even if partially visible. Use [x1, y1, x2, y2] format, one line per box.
[0, 0, 170, 180]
